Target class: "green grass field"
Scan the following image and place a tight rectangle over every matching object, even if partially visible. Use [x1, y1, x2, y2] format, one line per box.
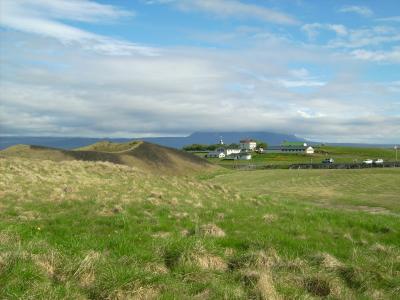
[196, 146, 398, 166]
[1, 157, 399, 299]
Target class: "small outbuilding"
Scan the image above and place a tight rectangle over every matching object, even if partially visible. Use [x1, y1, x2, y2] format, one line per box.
[206, 151, 225, 158]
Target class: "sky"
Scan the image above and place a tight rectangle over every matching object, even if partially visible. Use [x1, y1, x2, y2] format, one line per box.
[0, 0, 399, 143]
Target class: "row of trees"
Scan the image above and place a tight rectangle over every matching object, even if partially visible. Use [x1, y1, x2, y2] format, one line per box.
[183, 141, 267, 151]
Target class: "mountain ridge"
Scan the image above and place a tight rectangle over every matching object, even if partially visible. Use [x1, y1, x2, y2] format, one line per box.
[0, 132, 396, 150]
[0, 131, 304, 150]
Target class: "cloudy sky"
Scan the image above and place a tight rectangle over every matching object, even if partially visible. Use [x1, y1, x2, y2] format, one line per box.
[0, 0, 399, 143]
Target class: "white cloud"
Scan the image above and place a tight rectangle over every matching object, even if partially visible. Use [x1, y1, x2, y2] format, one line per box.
[339, 5, 373, 17]
[148, 0, 299, 25]
[328, 26, 400, 49]
[0, 1, 399, 143]
[2, 29, 398, 143]
[351, 48, 400, 63]
[302, 23, 347, 40]
[278, 79, 325, 88]
[376, 16, 400, 22]
[0, 0, 157, 56]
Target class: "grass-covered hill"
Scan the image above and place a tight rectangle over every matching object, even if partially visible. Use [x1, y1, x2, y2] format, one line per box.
[0, 156, 399, 299]
[0, 141, 213, 175]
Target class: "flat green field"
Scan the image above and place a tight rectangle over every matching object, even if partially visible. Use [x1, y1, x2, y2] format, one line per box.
[0, 157, 399, 299]
[197, 146, 398, 166]
[213, 168, 400, 213]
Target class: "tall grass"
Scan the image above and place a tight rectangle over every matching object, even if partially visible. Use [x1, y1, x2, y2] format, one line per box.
[0, 157, 399, 299]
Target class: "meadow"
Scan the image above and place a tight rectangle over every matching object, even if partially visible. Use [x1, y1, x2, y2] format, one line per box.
[0, 156, 399, 299]
[198, 146, 398, 166]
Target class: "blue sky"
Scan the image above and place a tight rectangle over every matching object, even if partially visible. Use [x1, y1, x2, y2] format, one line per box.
[0, 0, 399, 143]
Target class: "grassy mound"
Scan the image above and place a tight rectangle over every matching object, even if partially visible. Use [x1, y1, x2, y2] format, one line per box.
[0, 157, 399, 298]
[0, 141, 214, 175]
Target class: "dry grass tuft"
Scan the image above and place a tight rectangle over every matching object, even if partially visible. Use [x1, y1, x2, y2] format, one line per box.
[224, 248, 235, 257]
[151, 232, 171, 239]
[262, 213, 278, 223]
[181, 245, 227, 271]
[98, 205, 124, 216]
[217, 213, 225, 220]
[180, 229, 191, 237]
[313, 252, 343, 270]
[168, 197, 179, 206]
[252, 249, 281, 269]
[304, 276, 331, 297]
[33, 251, 60, 279]
[343, 233, 354, 242]
[144, 262, 169, 275]
[193, 254, 227, 271]
[112, 205, 124, 214]
[257, 271, 281, 300]
[0, 231, 20, 246]
[199, 224, 225, 237]
[74, 251, 102, 287]
[240, 269, 280, 300]
[283, 257, 307, 271]
[0, 253, 11, 273]
[149, 191, 163, 199]
[370, 243, 391, 253]
[109, 283, 159, 300]
[171, 211, 189, 220]
[193, 288, 211, 299]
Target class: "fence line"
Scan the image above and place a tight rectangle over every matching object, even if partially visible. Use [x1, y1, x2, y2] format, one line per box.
[221, 161, 400, 170]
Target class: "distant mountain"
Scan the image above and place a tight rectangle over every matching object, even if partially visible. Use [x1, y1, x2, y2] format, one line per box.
[184, 131, 305, 146]
[0, 132, 304, 150]
[0, 133, 395, 150]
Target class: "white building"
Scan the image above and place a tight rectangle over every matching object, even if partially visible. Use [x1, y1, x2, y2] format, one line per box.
[206, 151, 225, 158]
[216, 147, 241, 156]
[280, 142, 314, 154]
[225, 148, 241, 155]
[305, 146, 315, 154]
[239, 139, 257, 151]
[237, 152, 252, 160]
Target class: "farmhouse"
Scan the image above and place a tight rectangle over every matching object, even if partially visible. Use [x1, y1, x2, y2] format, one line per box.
[239, 139, 257, 151]
[226, 152, 252, 160]
[206, 146, 241, 158]
[260, 142, 314, 154]
[280, 142, 314, 154]
[206, 151, 225, 158]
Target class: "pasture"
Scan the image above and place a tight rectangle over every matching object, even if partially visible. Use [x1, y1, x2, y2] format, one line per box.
[198, 146, 398, 166]
[0, 157, 399, 299]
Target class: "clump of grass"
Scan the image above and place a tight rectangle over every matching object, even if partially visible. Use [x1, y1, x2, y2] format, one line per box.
[73, 251, 102, 288]
[312, 252, 343, 270]
[199, 224, 226, 237]
[109, 281, 159, 300]
[304, 276, 331, 297]
[257, 271, 280, 300]
[180, 245, 227, 271]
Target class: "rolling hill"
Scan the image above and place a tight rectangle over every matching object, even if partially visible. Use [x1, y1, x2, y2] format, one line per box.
[0, 141, 213, 175]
